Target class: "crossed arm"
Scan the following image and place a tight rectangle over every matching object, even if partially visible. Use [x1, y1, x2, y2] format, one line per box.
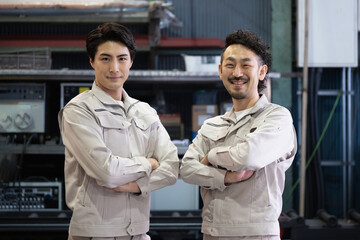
[106, 157, 160, 193]
[109, 153, 253, 193]
[200, 154, 254, 183]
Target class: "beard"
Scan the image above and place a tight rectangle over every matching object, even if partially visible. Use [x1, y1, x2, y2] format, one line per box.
[227, 89, 246, 100]
[226, 76, 249, 100]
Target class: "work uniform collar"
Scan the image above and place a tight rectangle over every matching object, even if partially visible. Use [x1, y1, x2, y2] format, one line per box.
[221, 94, 269, 123]
[91, 81, 138, 107]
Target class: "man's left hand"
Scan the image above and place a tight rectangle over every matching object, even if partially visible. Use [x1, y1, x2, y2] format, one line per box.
[200, 154, 211, 166]
[106, 182, 141, 193]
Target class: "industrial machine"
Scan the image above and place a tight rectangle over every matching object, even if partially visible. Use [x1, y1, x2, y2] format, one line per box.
[0, 181, 62, 212]
[60, 82, 92, 109]
[0, 83, 45, 133]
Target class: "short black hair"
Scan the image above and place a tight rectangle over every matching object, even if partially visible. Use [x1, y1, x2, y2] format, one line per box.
[221, 30, 272, 93]
[86, 22, 136, 61]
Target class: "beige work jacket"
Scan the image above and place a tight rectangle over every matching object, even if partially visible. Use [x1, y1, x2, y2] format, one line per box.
[58, 82, 179, 237]
[180, 95, 297, 237]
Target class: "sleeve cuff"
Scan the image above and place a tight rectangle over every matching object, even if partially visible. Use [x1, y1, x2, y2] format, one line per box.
[134, 156, 152, 176]
[208, 148, 218, 168]
[208, 146, 233, 170]
[213, 168, 227, 192]
[136, 176, 150, 197]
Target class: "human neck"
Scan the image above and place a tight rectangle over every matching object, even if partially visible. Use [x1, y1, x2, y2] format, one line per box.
[105, 87, 123, 101]
[112, 89, 123, 101]
[232, 95, 260, 112]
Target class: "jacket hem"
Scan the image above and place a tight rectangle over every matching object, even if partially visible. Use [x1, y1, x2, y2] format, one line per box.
[69, 223, 147, 237]
[201, 221, 280, 236]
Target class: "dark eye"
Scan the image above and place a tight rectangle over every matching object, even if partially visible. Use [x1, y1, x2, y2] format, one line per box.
[101, 57, 110, 62]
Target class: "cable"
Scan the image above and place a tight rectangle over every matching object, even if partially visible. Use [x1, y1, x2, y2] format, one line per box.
[13, 133, 35, 212]
[284, 90, 342, 204]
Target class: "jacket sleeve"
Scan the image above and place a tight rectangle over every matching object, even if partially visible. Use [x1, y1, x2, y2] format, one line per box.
[207, 106, 296, 172]
[136, 119, 179, 197]
[59, 105, 152, 188]
[179, 131, 228, 191]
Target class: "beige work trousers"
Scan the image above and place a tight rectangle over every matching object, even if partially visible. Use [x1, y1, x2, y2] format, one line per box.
[204, 234, 280, 240]
[68, 234, 150, 240]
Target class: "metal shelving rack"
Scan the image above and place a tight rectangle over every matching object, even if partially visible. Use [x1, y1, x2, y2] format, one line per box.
[297, 67, 355, 218]
[0, 69, 220, 82]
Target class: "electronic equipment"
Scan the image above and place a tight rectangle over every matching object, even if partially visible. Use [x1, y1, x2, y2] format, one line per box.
[151, 178, 199, 210]
[0, 83, 45, 133]
[60, 83, 92, 109]
[0, 181, 62, 211]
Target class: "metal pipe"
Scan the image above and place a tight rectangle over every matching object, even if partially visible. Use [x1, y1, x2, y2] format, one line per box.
[342, 67, 347, 218]
[299, 0, 309, 217]
[287, 209, 305, 225]
[317, 209, 338, 228]
[348, 209, 360, 223]
[347, 67, 353, 212]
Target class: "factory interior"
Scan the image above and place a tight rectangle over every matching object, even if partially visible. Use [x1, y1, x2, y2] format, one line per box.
[0, 0, 360, 239]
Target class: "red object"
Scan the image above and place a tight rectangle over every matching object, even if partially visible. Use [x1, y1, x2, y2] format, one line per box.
[0, 35, 224, 48]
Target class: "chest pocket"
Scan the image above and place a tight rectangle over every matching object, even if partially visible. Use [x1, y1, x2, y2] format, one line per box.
[235, 116, 257, 139]
[132, 114, 159, 156]
[133, 115, 158, 131]
[201, 123, 230, 148]
[97, 113, 131, 156]
[97, 114, 130, 129]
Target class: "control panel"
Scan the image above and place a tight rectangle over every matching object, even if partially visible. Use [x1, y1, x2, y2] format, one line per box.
[0, 181, 62, 211]
[60, 83, 92, 108]
[0, 83, 45, 133]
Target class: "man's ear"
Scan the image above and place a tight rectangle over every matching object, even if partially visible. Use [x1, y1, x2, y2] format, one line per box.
[218, 63, 222, 78]
[89, 58, 94, 69]
[259, 64, 268, 80]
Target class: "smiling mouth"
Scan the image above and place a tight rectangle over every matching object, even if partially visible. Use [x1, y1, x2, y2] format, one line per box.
[229, 78, 248, 86]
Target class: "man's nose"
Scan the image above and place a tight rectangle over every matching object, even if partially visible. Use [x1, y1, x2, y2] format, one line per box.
[233, 65, 243, 77]
[110, 60, 120, 72]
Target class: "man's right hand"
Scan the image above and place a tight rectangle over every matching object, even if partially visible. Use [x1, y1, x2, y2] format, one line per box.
[224, 170, 255, 184]
[147, 157, 160, 170]
[106, 182, 140, 193]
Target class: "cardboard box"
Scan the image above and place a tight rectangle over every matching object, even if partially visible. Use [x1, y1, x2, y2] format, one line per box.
[159, 114, 184, 140]
[192, 105, 218, 132]
[159, 113, 181, 125]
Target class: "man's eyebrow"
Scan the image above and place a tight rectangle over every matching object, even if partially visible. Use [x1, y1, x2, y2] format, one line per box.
[240, 58, 252, 63]
[225, 56, 236, 62]
[98, 53, 129, 57]
[225, 56, 252, 63]
[117, 53, 129, 57]
[99, 53, 111, 57]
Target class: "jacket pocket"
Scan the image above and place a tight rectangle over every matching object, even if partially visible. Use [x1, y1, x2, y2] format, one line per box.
[132, 115, 159, 155]
[133, 115, 158, 131]
[97, 114, 130, 130]
[250, 168, 274, 222]
[235, 120, 258, 139]
[97, 113, 131, 155]
[78, 176, 92, 207]
[200, 123, 229, 142]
